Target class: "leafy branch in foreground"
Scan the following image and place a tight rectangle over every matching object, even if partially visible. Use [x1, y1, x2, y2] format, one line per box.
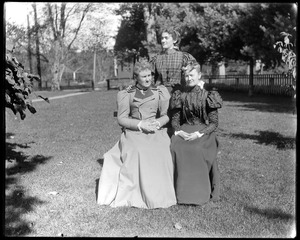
[5, 49, 49, 120]
[274, 32, 296, 77]
[274, 31, 296, 93]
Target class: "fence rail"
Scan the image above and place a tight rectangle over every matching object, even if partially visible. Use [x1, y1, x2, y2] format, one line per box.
[106, 78, 135, 90]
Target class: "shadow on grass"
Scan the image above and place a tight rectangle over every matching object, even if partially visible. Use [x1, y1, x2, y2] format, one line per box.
[95, 178, 99, 202]
[219, 91, 295, 114]
[218, 130, 295, 150]
[95, 158, 104, 202]
[97, 158, 104, 166]
[6, 142, 34, 163]
[5, 133, 52, 236]
[228, 103, 296, 114]
[5, 184, 47, 236]
[244, 205, 294, 221]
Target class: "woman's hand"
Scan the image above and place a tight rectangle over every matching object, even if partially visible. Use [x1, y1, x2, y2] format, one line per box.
[126, 85, 133, 92]
[139, 120, 157, 133]
[177, 131, 204, 141]
[185, 132, 204, 141]
[177, 131, 191, 140]
[148, 120, 161, 130]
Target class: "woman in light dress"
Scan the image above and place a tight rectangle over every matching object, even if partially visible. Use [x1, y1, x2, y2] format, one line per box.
[97, 60, 176, 209]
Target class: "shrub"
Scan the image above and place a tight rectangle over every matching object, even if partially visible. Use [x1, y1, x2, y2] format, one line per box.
[5, 47, 49, 120]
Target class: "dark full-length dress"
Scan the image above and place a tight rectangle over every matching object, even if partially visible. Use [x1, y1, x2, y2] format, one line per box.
[170, 85, 223, 205]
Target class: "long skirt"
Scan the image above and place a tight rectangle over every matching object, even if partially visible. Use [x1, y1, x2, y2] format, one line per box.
[97, 128, 176, 209]
[170, 123, 220, 205]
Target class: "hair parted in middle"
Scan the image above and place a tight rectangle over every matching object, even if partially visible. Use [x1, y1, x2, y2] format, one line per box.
[133, 59, 153, 78]
[160, 27, 181, 48]
[182, 60, 201, 74]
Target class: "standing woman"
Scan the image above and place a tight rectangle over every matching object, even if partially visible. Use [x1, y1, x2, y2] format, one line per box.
[170, 60, 223, 205]
[97, 60, 176, 209]
[150, 27, 196, 91]
[150, 27, 196, 136]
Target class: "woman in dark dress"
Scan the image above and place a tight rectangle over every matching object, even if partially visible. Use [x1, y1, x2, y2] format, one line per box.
[170, 60, 223, 205]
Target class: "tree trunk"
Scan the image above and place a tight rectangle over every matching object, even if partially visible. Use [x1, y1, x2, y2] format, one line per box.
[51, 40, 61, 91]
[92, 49, 96, 90]
[46, 3, 91, 90]
[59, 64, 65, 83]
[248, 57, 254, 97]
[143, 3, 157, 59]
[211, 62, 219, 76]
[27, 15, 33, 73]
[33, 3, 42, 90]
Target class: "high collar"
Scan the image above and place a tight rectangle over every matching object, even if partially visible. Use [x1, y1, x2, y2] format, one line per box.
[135, 83, 153, 91]
[162, 48, 177, 55]
[186, 85, 202, 93]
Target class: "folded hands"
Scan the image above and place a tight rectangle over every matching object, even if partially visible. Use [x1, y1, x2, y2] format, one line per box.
[138, 119, 161, 133]
[176, 130, 204, 141]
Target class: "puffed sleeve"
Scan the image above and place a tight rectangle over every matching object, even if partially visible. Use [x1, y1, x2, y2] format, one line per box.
[171, 110, 181, 132]
[150, 55, 160, 85]
[149, 54, 157, 64]
[156, 85, 171, 127]
[169, 88, 182, 110]
[206, 89, 223, 109]
[169, 88, 183, 131]
[117, 90, 140, 130]
[182, 52, 196, 65]
[200, 89, 222, 135]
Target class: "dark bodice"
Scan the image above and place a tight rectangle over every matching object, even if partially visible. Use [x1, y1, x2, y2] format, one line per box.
[181, 86, 207, 125]
[170, 85, 223, 134]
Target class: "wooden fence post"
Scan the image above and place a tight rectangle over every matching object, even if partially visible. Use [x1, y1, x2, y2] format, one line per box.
[106, 79, 110, 90]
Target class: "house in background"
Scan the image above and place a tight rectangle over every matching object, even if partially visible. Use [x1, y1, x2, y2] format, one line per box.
[114, 59, 134, 79]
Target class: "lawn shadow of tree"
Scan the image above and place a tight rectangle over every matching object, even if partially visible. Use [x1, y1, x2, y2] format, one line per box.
[5, 133, 52, 236]
[218, 129, 295, 150]
[97, 158, 104, 166]
[243, 205, 294, 222]
[95, 158, 104, 202]
[95, 178, 99, 202]
[5, 184, 47, 236]
[6, 142, 34, 163]
[219, 91, 295, 114]
[227, 103, 296, 114]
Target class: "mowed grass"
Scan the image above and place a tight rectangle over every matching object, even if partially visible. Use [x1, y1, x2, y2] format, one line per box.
[5, 89, 296, 237]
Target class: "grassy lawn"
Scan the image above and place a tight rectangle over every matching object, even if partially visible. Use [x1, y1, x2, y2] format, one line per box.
[5, 89, 296, 237]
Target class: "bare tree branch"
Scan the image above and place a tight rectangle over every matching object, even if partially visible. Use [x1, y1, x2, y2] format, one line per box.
[47, 3, 57, 40]
[67, 3, 92, 50]
[64, 4, 76, 23]
[75, 65, 84, 72]
[60, 3, 66, 38]
[54, 4, 59, 35]
[66, 56, 75, 63]
[38, 53, 50, 63]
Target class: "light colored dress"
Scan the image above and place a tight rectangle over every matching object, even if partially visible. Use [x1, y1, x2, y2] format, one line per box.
[97, 85, 176, 209]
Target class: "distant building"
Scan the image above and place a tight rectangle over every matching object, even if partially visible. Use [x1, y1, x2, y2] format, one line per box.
[114, 60, 134, 79]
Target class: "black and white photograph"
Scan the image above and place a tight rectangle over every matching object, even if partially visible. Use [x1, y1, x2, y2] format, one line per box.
[4, 2, 297, 237]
